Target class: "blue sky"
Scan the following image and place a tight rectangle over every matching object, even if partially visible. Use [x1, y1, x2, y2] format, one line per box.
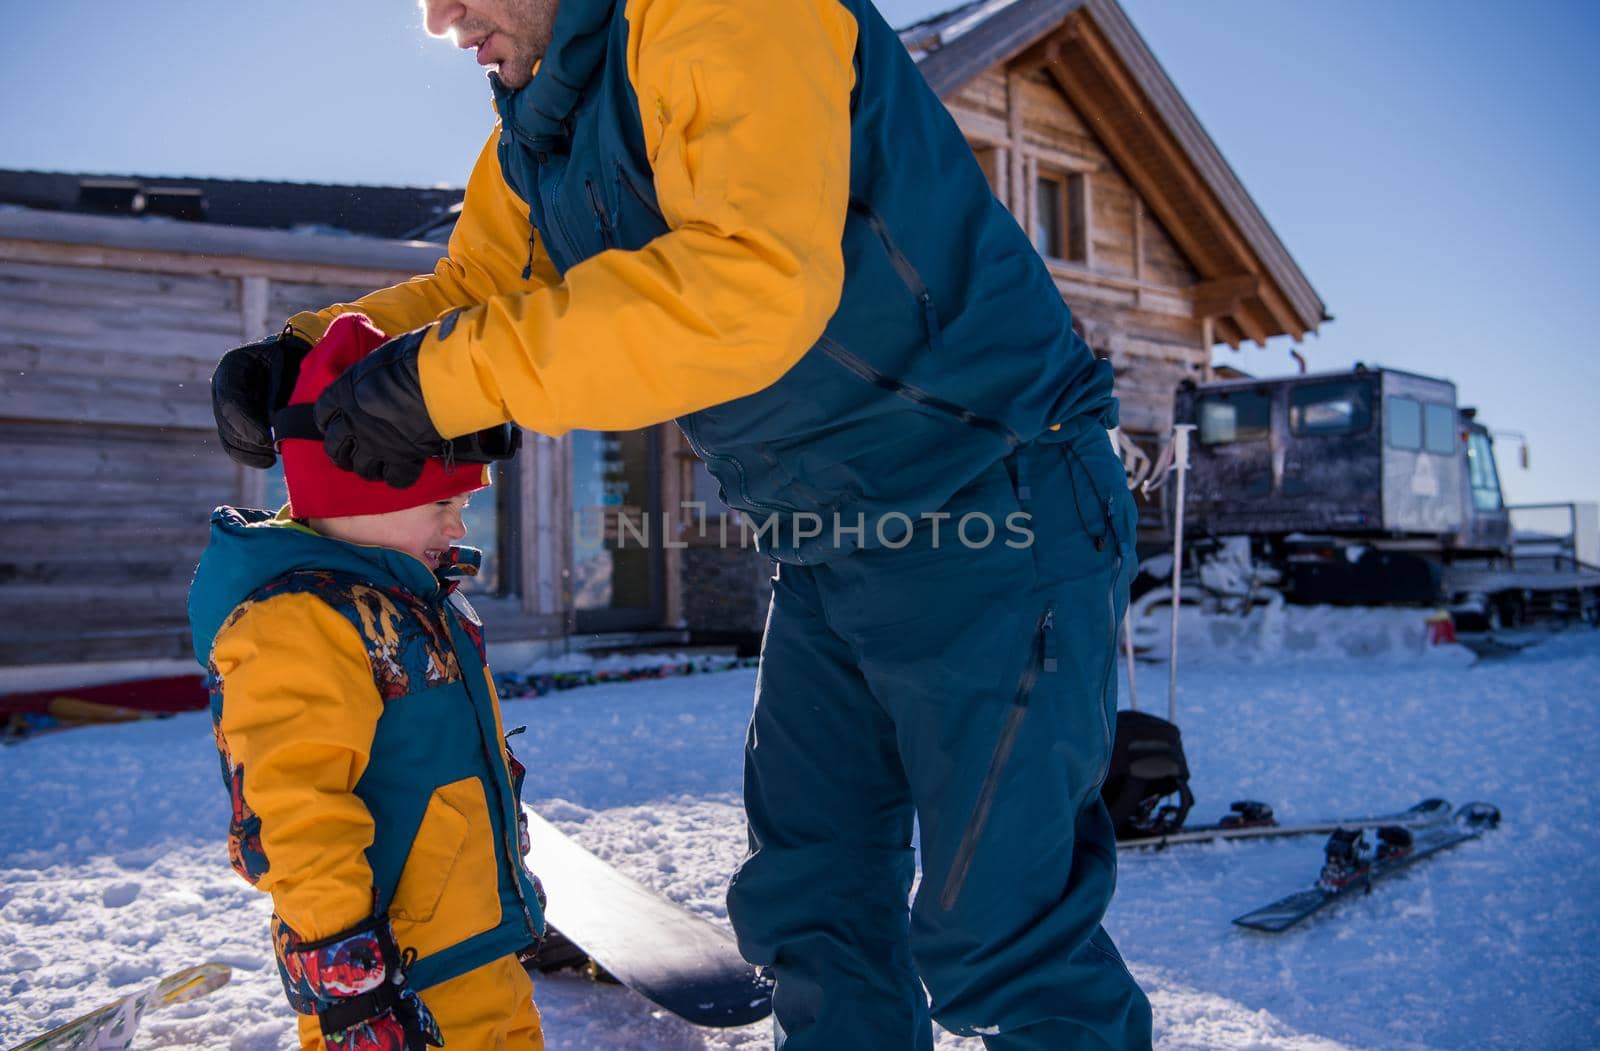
[2, 0, 1596, 506]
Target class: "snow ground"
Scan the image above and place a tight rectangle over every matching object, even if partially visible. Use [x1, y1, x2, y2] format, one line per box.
[3, 609, 1597, 1050]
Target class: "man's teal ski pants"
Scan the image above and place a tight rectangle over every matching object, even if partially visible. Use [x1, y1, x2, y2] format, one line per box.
[727, 422, 1154, 1050]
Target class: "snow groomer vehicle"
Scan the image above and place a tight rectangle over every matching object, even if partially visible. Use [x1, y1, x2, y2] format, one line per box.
[1170, 365, 1600, 628]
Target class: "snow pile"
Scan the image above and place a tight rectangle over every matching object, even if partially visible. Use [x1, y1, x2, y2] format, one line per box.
[1133, 602, 1477, 668]
[3, 622, 1597, 1049]
[495, 649, 756, 701]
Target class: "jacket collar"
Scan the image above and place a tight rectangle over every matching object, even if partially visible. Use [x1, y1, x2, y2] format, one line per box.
[491, 0, 618, 149]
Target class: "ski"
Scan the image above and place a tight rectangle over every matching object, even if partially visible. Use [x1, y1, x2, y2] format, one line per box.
[9, 963, 231, 1051]
[1119, 796, 1453, 850]
[1231, 802, 1501, 933]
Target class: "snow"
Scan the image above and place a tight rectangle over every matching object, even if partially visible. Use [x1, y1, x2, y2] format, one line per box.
[3, 611, 1598, 1049]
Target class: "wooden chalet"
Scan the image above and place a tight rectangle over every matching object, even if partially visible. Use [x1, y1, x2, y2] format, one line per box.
[0, 0, 1323, 692]
[904, 0, 1325, 437]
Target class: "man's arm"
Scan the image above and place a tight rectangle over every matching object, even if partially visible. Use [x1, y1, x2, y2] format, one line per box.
[412, 0, 858, 437]
[287, 128, 561, 345]
[209, 129, 552, 469]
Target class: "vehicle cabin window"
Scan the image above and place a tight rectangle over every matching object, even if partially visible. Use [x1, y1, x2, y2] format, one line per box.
[1467, 431, 1504, 512]
[1289, 381, 1372, 437]
[1423, 402, 1457, 455]
[1386, 396, 1422, 450]
[1197, 390, 1271, 445]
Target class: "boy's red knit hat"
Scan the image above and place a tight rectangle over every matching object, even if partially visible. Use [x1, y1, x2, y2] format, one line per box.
[280, 313, 490, 519]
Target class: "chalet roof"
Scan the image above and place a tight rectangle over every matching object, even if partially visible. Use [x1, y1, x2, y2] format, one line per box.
[0, 169, 462, 243]
[903, 0, 1328, 346]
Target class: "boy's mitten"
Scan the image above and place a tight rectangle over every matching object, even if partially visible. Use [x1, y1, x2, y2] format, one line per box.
[274, 913, 444, 1050]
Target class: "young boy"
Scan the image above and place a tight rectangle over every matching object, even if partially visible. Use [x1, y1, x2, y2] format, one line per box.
[189, 314, 545, 1050]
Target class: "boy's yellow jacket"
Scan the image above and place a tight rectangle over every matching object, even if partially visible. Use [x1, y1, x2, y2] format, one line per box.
[188, 507, 544, 995]
[286, 0, 856, 440]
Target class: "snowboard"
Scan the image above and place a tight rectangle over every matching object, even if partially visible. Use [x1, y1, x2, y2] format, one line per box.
[1232, 802, 1501, 932]
[522, 806, 772, 1027]
[8, 963, 231, 1051]
[1119, 797, 1452, 850]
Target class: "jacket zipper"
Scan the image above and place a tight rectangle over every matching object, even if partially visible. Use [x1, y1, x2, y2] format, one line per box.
[437, 597, 542, 940]
[816, 335, 1021, 448]
[615, 161, 667, 226]
[1095, 499, 1123, 787]
[848, 196, 946, 355]
[585, 179, 618, 249]
[939, 606, 1055, 911]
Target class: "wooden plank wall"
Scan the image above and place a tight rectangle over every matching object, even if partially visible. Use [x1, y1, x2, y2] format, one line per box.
[0, 260, 242, 663]
[0, 256, 418, 666]
[948, 66, 1208, 444]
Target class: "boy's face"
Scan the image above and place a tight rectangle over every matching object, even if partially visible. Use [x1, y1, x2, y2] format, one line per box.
[312, 494, 473, 570]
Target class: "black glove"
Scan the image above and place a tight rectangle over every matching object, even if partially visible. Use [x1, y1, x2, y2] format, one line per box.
[275, 913, 444, 1050]
[314, 328, 442, 488]
[211, 327, 314, 468]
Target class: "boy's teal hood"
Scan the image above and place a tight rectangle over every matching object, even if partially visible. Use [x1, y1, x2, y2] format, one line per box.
[187, 506, 477, 666]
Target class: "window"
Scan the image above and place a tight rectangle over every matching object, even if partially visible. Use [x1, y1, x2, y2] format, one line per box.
[1467, 431, 1503, 512]
[1032, 171, 1087, 262]
[1423, 402, 1457, 456]
[460, 480, 504, 593]
[1198, 390, 1271, 445]
[1289, 381, 1372, 437]
[970, 143, 1000, 197]
[1386, 397, 1422, 451]
[1033, 175, 1063, 259]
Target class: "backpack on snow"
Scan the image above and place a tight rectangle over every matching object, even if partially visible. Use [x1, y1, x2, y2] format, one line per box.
[1101, 709, 1194, 839]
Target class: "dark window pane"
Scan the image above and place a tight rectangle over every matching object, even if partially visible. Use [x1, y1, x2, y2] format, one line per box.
[1386, 397, 1422, 450]
[1033, 177, 1062, 258]
[1467, 432, 1503, 512]
[1423, 402, 1457, 455]
[1289, 381, 1373, 436]
[1198, 391, 1271, 444]
[459, 483, 500, 594]
[571, 429, 659, 614]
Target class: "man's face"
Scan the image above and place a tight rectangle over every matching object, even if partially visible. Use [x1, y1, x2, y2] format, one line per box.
[420, 0, 560, 89]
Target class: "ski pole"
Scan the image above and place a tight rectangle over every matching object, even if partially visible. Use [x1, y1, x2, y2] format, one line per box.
[1167, 424, 1196, 724]
[1123, 608, 1139, 711]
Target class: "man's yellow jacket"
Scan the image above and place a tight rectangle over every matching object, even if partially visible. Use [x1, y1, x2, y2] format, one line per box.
[290, 0, 1115, 564]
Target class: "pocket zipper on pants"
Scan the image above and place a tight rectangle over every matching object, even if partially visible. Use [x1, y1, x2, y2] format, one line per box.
[940, 606, 1054, 911]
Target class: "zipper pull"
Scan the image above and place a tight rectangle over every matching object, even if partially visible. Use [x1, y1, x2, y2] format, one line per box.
[1041, 608, 1058, 673]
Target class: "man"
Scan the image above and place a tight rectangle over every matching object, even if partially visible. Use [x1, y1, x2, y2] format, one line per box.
[212, 1, 1153, 1047]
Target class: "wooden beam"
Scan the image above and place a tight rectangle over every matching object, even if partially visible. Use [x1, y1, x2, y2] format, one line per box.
[1258, 283, 1310, 339]
[1133, 198, 1144, 283]
[1007, 70, 1028, 230]
[1008, 35, 1063, 75]
[240, 275, 269, 341]
[0, 238, 421, 289]
[1191, 274, 1259, 319]
[950, 107, 1009, 147]
[1233, 302, 1271, 348]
